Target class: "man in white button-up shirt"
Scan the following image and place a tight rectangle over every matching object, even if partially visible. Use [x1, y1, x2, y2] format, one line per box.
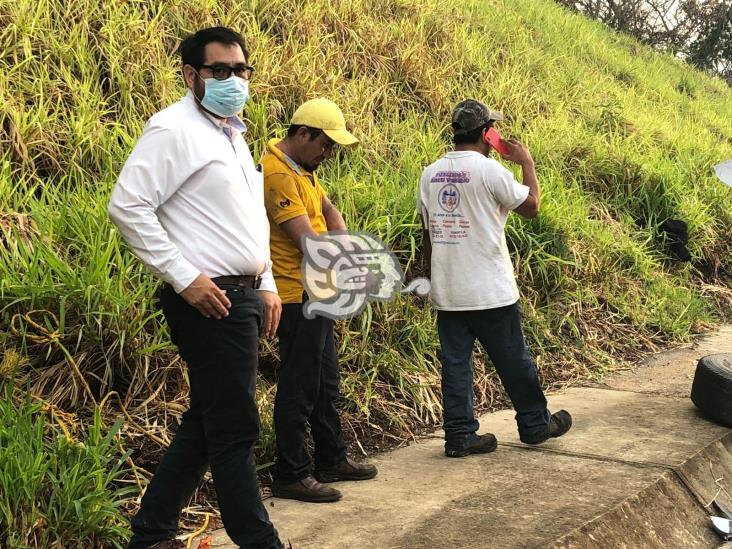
[109, 27, 283, 549]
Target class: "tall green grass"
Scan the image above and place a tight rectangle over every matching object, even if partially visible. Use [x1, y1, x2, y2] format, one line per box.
[0, 384, 133, 548]
[1, 0, 731, 542]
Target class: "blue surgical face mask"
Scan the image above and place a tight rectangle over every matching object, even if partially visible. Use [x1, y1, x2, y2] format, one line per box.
[197, 74, 249, 118]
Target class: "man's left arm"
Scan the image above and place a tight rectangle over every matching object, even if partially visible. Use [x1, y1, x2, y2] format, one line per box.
[322, 195, 346, 231]
[257, 268, 281, 339]
[253, 166, 282, 339]
[421, 227, 431, 279]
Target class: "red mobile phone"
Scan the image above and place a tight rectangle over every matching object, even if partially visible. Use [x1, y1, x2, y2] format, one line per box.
[485, 127, 509, 156]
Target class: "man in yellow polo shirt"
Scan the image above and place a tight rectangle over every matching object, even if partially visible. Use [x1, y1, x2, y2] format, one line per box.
[262, 99, 378, 503]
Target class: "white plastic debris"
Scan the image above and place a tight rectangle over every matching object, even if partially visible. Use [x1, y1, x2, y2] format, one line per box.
[711, 516, 732, 540]
[715, 159, 732, 187]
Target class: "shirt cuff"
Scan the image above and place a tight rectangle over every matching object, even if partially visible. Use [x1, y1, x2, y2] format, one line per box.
[257, 269, 278, 293]
[165, 256, 201, 294]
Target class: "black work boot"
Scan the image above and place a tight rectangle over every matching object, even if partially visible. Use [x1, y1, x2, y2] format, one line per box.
[271, 475, 342, 503]
[520, 409, 573, 445]
[445, 433, 498, 458]
[314, 457, 378, 483]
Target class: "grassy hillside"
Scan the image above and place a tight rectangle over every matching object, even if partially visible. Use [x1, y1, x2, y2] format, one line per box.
[1, 0, 731, 544]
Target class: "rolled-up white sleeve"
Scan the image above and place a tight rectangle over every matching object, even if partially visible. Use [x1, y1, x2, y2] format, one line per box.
[258, 265, 277, 293]
[108, 125, 201, 293]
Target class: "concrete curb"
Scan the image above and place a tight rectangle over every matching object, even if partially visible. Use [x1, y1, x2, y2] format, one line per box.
[551, 432, 732, 548]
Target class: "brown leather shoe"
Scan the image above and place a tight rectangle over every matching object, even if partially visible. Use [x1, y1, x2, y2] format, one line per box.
[271, 475, 342, 503]
[314, 457, 378, 483]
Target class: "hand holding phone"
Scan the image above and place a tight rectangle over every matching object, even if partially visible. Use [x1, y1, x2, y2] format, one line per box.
[484, 127, 509, 156]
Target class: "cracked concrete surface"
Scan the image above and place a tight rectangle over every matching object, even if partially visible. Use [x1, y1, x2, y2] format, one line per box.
[204, 326, 732, 548]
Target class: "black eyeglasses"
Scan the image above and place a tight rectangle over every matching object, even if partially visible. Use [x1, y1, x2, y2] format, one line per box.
[199, 63, 255, 81]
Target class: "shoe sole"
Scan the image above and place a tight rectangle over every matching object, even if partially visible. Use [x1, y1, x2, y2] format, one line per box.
[521, 430, 572, 445]
[270, 488, 342, 503]
[550, 425, 572, 439]
[314, 470, 378, 483]
[445, 440, 498, 457]
[519, 434, 549, 445]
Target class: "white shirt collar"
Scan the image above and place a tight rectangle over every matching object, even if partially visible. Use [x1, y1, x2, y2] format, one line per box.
[445, 150, 484, 159]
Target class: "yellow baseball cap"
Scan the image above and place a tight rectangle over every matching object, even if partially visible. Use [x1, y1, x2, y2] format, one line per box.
[291, 98, 359, 146]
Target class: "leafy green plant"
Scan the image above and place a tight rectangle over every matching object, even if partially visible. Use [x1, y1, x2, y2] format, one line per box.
[0, 385, 134, 548]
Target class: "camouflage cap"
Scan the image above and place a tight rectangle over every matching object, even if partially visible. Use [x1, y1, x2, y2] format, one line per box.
[451, 99, 504, 135]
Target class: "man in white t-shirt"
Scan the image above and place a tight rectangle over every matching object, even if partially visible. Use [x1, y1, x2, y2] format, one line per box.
[418, 99, 572, 457]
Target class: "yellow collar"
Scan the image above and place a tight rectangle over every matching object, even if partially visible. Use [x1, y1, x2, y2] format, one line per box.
[267, 138, 312, 177]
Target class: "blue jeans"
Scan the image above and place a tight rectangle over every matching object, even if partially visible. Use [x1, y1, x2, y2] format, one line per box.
[436, 302, 550, 450]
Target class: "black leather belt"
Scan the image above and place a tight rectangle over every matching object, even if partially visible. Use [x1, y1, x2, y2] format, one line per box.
[212, 275, 262, 289]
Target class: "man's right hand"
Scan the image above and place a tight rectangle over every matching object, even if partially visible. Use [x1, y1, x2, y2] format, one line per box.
[180, 273, 232, 319]
[501, 139, 535, 168]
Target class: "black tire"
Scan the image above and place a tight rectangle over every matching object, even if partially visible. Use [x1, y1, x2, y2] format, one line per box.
[691, 354, 732, 428]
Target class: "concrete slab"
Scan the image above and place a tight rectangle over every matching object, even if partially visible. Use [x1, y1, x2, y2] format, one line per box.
[206, 326, 732, 548]
[478, 387, 730, 467]
[398, 449, 654, 549]
[595, 325, 732, 397]
[694, 326, 732, 356]
[597, 347, 701, 397]
[209, 387, 730, 548]
[213, 440, 659, 549]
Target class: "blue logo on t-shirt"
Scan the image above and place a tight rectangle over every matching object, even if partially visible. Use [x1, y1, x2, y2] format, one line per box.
[439, 184, 460, 212]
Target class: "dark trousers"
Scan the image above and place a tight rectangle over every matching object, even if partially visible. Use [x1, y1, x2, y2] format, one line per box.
[273, 301, 347, 482]
[129, 285, 282, 549]
[436, 302, 550, 449]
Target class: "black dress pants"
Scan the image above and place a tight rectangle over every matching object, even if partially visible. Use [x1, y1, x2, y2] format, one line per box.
[128, 285, 282, 549]
[273, 300, 347, 482]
